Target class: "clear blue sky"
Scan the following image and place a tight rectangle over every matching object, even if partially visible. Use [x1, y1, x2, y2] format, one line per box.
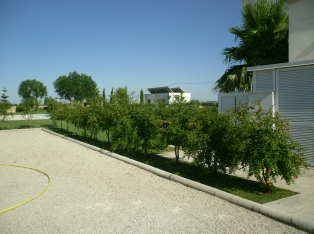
[0, 0, 242, 104]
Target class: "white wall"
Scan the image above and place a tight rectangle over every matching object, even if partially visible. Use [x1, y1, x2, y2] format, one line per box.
[145, 93, 191, 104]
[287, 0, 314, 62]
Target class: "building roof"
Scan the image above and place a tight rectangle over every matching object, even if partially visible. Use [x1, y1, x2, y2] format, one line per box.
[147, 86, 184, 94]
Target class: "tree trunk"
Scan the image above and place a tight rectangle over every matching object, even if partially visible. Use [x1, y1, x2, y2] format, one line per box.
[106, 130, 111, 147]
[175, 146, 180, 164]
[213, 154, 217, 175]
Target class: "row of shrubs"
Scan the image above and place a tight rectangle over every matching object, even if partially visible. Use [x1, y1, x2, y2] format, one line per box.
[47, 92, 307, 192]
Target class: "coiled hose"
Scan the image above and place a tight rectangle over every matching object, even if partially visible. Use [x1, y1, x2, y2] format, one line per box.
[0, 163, 51, 214]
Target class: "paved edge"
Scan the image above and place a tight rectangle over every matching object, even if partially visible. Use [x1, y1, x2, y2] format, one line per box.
[41, 128, 314, 234]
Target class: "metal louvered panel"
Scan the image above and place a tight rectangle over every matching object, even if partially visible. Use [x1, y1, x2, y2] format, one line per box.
[256, 70, 273, 91]
[220, 96, 235, 112]
[220, 94, 249, 112]
[278, 67, 314, 122]
[278, 111, 314, 122]
[236, 95, 248, 106]
[290, 126, 314, 166]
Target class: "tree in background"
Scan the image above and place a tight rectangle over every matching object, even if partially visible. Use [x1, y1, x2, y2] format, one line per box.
[1, 87, 9, 103]
[53, 71, 97, 102]
[18, 79, 47, 103]
[213, 0, 288, 93]
[0, 87, 13, 129]
[102, 88, 106, 100]
[111, 87, 136, 105]
[188, 99, 201, 106]
[140, 89, 144, 104]
[21, 98, 38, 128]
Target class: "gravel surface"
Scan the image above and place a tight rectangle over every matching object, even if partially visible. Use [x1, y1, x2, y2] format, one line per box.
[0, 129, 306, 233]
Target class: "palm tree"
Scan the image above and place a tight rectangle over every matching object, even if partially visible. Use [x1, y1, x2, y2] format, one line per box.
[213, 0, 288, 93]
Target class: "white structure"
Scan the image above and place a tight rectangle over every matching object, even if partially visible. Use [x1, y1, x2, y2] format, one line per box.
[286, 0, 314, 62]
[145, 87, 191, 104]
[219, 0, 314, 165]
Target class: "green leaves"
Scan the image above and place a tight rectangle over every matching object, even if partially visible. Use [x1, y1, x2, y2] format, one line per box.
[18, 79, 47, 100]
[229, 100, 307, 192]
[53, 71, 97, 102]
[21, 98, 38, 128]
[0, 87, 13, 130]
[50, 93, 307, 193]
[214, 0, 288, 93]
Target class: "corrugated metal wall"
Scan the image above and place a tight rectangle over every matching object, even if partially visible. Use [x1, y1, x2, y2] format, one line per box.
[278, 66, 314, 166]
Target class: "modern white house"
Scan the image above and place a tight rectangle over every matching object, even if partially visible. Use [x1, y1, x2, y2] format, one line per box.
[219, 0, 314, 165]
[145, 87, 191, 104]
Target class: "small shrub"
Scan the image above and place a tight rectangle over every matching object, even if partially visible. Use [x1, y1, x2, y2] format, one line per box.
[230, 101, 308, 192]
[16, 104, 25, 112]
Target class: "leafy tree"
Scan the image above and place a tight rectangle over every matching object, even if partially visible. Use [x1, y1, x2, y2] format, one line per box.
[53, 71, 97, 102]
[159, 99, 195, 164]
[45, 97, 58, 114]
[184, 109, 238, 175]
[1, 87, 9, 103]
[110, 87, 114, 103]
[111, 87, 136, 105]
[140, 89, 144, 104]
[111, 104, 137, 152]
[21, 98, 38, 128]
[188, 99, 201, 106]
[230, 101, 308, 192]
[0, 87, 13, 129]
[99, 100, 115, 146]
[102, 88, 106, 100]
[213, 0, 288, 92]
[130, 104, 165, 155]
[18, 79, 47, 102]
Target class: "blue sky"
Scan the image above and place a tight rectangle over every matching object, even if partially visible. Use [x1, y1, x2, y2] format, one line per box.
[0, 0, 242, 104]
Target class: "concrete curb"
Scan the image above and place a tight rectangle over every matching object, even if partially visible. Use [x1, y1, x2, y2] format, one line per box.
[41, 128, 314, 233]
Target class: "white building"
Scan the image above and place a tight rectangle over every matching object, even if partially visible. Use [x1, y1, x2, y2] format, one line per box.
[145, 87, 191, 104]
[219, 0, 314, 165]
[286, 0, 314, 62]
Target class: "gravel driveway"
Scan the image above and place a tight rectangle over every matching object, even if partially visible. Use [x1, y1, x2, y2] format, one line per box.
[0, 129, 305, 233]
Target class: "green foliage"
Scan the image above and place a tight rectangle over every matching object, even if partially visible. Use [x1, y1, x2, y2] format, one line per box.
[53, 71, 97, 102]
[188, 99, 201, 106]
[46, 86, 308, 194]
[185, 109, 238, 175]
[229, 101, 308, 192]
[140, 89, 144, 104]
[16, 104, 25, 112]
[214, 0, 288, 93]
[102, 88, 106, 100]
[45, 96, 59, 114]
[160, 101, 196, 164]
[21, 98, 38, 128]
[0, 88, 13, 129]
[1, 87, 9, 103]
[129, 104, 165, 155]
[18, 79, 47, 100]
[111, 87, 136, 105]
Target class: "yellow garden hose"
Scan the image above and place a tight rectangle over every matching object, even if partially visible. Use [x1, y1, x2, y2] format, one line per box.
[0, 163, 51, 214]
